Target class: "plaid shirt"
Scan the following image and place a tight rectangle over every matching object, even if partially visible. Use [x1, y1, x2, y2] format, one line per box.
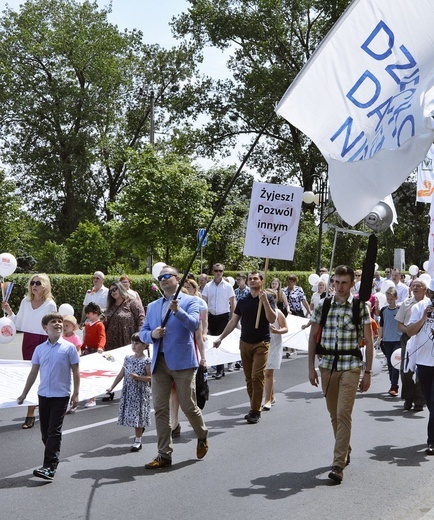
[312, 294, 370, 371]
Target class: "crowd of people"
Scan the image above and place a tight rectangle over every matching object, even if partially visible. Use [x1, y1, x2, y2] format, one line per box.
[7, 263, 434, 484]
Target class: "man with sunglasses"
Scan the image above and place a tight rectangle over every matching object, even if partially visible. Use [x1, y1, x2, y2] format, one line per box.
[80, 271, 108, 327]
[202, 263, 235, 379]
[140, 266, 208, 469]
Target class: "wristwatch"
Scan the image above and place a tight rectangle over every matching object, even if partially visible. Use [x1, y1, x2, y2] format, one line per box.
[364, 370, 373, 375]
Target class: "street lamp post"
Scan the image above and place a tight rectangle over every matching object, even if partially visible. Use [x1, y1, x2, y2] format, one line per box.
[302, 173, 328, 275]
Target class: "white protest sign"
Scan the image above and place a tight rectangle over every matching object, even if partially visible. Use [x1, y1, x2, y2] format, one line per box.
[276, 0, 434, 226]
[243, 182, 303, 261]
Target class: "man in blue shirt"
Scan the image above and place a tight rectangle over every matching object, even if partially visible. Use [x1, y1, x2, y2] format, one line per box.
[17, 313, 80, 481]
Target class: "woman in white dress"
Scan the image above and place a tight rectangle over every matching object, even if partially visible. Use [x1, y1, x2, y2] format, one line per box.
[262, 290, 288, 411]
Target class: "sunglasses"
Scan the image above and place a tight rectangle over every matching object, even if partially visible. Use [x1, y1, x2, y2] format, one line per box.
[158, 273, 177, 281]
[109, 288, 118, 293]
[30, 280, 42, 286]
[214, 269, 223, 273]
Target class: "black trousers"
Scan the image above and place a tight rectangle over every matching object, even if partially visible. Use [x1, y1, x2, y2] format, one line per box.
[208, 313, 230, 373]
[38, 395, 69, 469]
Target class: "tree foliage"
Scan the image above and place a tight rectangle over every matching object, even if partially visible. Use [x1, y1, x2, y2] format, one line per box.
[65, 220, 113, 273]
[0, 0, 203, 236]
[171, 0, 351, 191]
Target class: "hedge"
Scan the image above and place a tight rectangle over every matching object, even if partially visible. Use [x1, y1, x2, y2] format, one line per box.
[3, 271, 313, 320]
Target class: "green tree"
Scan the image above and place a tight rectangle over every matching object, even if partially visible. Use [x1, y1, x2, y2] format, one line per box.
[0, 0, 203, 236]
[171, 0, 351, 191]
[65, 220, 113, 273]
[110, 148, 212, 265]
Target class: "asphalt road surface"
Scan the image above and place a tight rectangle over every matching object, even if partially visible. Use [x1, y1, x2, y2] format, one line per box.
[1, 335, 434, 520]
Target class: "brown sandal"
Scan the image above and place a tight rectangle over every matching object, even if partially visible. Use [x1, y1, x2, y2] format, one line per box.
[21, 416, 35, 429]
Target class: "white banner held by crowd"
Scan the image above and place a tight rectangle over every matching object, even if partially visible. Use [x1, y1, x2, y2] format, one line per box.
[276, 0, 434, 226]
[244, 181, 303, 261]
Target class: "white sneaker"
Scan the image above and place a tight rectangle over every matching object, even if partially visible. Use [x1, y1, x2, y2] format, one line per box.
[84, 399, 96, 408]
[66, 405, 77, 414]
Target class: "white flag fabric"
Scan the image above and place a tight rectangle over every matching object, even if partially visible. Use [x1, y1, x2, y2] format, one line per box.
[276, 0, 434, 226]
[417, 144, 434, 202]
[427, 193, 434, 278]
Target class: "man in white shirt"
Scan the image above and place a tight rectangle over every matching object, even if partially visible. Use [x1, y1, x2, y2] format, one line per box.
[202, 263, 235, 379]
[392, 268, 409, 303]
[80, 271, 109, 326]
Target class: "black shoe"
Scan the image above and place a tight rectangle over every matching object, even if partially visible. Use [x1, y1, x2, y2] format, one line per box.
[171, 423, 181, 437]
[33, 466, 55, 481]
[102, 392, 114, 402]
[214, 371, 225, 380]
[403, 400, 412, 410]
[246, 411, 261, 424]
[234, 362, 242, 370]
[328, 466, 343, 483]
[130, 442, 142, 452]
[244, 410, 253, 420]
[414, 405, 424, 412]
[426, 445, 434, 455]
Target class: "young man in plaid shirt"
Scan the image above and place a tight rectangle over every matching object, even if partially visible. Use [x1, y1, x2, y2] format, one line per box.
[308, 265, 374, 484]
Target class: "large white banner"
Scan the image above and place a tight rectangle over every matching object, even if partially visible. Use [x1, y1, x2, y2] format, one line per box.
[0, 317, 310, 408]
[276, 0, 434, 226]
[244, 181, 303, 260]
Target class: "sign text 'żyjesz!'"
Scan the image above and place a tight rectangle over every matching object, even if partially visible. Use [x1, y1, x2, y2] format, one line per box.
[243, 182, 303, 261]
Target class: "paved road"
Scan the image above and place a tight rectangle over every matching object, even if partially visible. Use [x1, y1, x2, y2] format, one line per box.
[1, 335, 434, 520]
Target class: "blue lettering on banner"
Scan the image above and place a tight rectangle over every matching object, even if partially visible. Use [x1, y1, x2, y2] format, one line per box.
[330, 19, 420, 161]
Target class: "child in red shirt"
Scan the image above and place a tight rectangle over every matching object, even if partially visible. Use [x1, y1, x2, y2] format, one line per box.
[82, 302, 106, 407]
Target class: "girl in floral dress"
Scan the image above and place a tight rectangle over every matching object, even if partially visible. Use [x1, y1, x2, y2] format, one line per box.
[106, 333, 151, 452]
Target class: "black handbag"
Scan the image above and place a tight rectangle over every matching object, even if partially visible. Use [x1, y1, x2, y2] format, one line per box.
[195, 365, 209, 410]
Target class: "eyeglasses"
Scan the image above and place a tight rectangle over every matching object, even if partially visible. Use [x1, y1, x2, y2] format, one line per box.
[213, 269, 223, 273]
[30, 280, 42, 286]
[158, 273, 177, 281]
[109, 288, 118, 293]
[355, 274, 361, 277]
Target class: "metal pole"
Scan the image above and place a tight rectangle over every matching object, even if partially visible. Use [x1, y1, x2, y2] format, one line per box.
[316, 175, 325, 275]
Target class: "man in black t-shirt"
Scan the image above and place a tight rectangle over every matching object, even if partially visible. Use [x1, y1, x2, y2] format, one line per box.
[213, 271, 276, 423]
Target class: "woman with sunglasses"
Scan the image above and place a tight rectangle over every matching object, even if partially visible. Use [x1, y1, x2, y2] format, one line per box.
[2, 273, 57, 428]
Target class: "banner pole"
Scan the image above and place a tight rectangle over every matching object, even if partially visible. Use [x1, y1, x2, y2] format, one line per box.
[161, 112, 276, 327]
[255, 257, 269, 329]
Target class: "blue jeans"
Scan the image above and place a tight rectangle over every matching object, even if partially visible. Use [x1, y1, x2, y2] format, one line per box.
[416, 365, 434, 445]
[383, 341, 400, 386]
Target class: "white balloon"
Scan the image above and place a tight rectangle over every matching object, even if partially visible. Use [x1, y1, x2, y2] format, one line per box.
[0, 317, 16, 344]
[375, 292, 387, 310]
[381, 280, 395, 293]
[0, 253, 17, 277]
[59, 303, 74, 316]
[152, 262, 166, 280]
[226, 276, 235, 287]
[423, 261, 429, 271]
[409, 265, 419, 276]
[391, 348, 402, 369]
[420, 273, 431, 285]
[320, 273, 330, 282]
[308, 273, 320, 285]
[372, 356, 382, 376]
